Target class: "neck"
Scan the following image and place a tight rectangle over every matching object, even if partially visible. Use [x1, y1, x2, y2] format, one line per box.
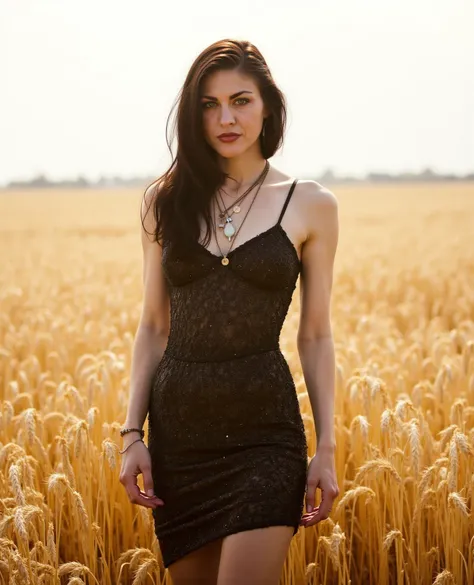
[219, 149, 267, 192]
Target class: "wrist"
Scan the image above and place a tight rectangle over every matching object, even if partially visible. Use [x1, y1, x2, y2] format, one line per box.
[119, 437, 144, 454]
[122, 429, 143, 438]
[316, 440, 336, 453]
[120, 425, 145, 445]
[122, 431, 145, 447]
[121, 424, 144, 435]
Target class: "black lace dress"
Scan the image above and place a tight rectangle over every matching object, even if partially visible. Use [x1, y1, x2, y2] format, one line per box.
[147, 179, 308, 568]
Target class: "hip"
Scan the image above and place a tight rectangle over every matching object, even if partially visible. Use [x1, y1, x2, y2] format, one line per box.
[147, 349, 305, 448]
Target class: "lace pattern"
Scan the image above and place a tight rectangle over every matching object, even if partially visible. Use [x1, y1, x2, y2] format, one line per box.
[147, 181, 308, 568]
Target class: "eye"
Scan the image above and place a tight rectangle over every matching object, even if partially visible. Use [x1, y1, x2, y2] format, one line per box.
[234, 97, 249, 106]
[202, 101, 216, 109]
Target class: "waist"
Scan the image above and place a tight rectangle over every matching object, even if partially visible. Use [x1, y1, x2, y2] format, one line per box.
[163, 344, 281, 363]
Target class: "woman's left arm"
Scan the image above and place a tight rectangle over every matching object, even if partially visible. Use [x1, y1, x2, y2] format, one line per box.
[297, 182, 340, 526]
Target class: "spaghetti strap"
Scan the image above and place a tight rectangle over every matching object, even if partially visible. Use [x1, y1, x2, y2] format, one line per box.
[277, 179, 298, 225]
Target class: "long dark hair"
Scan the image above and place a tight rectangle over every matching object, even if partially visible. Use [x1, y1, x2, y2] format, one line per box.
[141, 39, 287, 253]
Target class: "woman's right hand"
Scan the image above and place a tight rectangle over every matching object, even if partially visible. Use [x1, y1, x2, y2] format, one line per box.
[119, 438, 165, 509]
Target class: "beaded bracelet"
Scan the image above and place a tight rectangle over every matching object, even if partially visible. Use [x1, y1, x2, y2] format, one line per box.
[120, 427, 145, 438]
[119, 438, 144, 454]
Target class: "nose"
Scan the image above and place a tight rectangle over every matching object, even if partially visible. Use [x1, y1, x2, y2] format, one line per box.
[220, 104, 236, 126]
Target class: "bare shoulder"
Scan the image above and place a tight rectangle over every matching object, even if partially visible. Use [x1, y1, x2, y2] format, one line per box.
[295, 180, 338, 241]
[142, 178, 163, 211]
[296, 179, 338, 207]
[140, 178, 164, 238]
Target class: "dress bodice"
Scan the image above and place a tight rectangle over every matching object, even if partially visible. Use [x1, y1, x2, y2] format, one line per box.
[161, 180, 300, 362]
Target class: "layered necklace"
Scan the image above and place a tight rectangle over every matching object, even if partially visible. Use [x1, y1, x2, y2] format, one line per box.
[213, 160, 270, 266]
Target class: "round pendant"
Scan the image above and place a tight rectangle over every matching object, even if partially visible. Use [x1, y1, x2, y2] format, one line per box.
[221, 257, 229, 266]
[233, 205, 240, 213]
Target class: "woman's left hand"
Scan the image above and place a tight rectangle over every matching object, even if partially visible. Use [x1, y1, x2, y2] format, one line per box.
[300, 446, 339, 527]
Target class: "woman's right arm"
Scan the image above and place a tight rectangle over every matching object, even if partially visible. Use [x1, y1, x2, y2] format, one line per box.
[119, 181, 169, 508]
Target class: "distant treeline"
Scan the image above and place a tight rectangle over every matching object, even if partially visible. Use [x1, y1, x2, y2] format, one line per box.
[3, 167, 474, 189]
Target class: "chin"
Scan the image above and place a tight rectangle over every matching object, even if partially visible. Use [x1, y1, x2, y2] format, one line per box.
[218, 150, 243, 159]
[213, 142, 252, 159]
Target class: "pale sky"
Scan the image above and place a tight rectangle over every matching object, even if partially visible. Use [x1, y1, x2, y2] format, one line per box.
[1, 0, 473, 185]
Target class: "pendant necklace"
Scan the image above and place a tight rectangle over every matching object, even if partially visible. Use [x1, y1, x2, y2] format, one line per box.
[217, 161, 270, 241]
[218, 160, 269, 224]
[213, 164, 269, 266]
[219, 160, 269, 217]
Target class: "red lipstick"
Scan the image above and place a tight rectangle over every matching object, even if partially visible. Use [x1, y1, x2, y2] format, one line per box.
[218, 133, 241, 143]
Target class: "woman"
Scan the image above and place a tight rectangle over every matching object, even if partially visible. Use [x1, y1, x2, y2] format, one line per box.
[119, 39, 339, 585]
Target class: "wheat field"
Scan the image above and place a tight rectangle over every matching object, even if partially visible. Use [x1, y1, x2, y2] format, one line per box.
[0, 183, 473, 585]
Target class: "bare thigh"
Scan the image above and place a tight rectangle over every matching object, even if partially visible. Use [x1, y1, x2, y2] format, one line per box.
[168, 537, 224, 585]
[217, 526, 294, 585]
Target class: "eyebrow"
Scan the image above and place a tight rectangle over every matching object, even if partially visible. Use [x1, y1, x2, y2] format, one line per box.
[201, 90, 253, 101]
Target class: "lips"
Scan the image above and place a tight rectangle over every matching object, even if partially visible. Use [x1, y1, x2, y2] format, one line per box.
[218, 133, 241, 143]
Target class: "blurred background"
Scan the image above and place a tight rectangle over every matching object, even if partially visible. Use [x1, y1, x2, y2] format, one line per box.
[2, 0, 473, 188]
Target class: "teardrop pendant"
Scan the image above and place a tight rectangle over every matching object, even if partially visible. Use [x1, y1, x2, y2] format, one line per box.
[223, 222, 235, 239]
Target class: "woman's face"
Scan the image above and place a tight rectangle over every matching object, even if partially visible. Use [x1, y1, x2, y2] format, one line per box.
[200, 69, 268, 159]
